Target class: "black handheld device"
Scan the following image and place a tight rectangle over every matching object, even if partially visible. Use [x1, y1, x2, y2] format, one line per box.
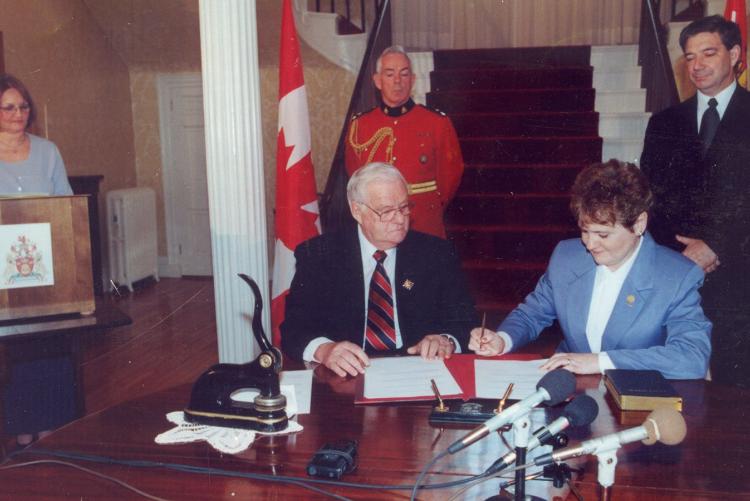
[306, 440, 358, 479]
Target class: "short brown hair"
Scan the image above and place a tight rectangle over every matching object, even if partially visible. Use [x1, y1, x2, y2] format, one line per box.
[0, 74, 36, 129]
[570, 159, 653, 229]
[680, 15, 742, 52]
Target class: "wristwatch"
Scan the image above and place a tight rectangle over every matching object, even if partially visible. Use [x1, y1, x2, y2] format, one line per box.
[440, 334, 456, 351]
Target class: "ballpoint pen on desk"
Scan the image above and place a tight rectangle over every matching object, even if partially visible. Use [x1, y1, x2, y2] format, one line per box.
[430, 379, 447, 412]
[495, 383, 514, 414]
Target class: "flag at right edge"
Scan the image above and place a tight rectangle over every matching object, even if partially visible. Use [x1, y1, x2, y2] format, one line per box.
[725, 0, 748, 88]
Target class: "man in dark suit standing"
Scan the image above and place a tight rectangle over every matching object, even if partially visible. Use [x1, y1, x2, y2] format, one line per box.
[640, 15, 750, 387]
[281, 163, 477, 377]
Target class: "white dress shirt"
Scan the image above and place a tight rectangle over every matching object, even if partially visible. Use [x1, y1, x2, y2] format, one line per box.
[303, 227, 402, 361]
[696, 80, 735, 128]
[586, 236, 643, 371]
[355, 227, 405, 349]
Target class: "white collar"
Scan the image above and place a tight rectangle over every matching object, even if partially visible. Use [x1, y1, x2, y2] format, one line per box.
[697, 80, 736, 119]
[595, 234, 644, 279]
[357, 226, 397, 260]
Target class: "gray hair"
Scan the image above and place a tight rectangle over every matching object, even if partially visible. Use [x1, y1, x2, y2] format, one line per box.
[347, 162, 407, 204]
[375, 45, 412, 74]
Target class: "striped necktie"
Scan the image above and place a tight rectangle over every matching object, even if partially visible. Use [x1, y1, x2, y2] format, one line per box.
[365, 250, 397, 350]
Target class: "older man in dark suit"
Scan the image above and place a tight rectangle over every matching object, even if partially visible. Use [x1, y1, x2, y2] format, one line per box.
[281, 163, 477, 377]
[640, 16, 750, 387]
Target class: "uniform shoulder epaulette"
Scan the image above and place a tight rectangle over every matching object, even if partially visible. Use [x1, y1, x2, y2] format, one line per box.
[419, 103, 447, 117]
[350, 106, 378, 121]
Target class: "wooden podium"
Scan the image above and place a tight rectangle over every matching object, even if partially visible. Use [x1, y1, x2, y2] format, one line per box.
[0, 196, 94, 321]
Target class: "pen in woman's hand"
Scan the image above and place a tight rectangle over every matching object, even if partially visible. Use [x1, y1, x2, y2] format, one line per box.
[479, 312, 487, 351]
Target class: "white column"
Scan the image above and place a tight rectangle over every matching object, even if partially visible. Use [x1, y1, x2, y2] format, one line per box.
[199, 0, 268, 363]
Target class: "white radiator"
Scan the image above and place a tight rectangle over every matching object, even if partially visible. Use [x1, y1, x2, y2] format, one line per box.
[107, 187, 159, 292]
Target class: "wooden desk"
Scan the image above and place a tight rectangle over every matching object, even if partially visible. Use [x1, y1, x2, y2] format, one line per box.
[0, 302, 132, 438]
[0, 300, 131, 342]
[0, 361, 748, 500]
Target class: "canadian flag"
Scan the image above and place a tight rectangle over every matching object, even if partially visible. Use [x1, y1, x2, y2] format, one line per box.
[271, 0, 321, 347]
[725, 0, 748, 88]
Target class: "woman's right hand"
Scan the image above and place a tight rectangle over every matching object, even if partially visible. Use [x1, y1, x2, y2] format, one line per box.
[469, 328, 504, 356]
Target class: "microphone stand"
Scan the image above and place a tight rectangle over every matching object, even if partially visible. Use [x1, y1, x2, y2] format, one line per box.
[512, 414, 531, 501]
[595, 449, 619, 501]
[485, 414, 546, 501]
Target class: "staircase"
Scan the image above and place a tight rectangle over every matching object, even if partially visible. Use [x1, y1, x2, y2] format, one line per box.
[428, 47, 603, 326]
[593, 45, 651, 164]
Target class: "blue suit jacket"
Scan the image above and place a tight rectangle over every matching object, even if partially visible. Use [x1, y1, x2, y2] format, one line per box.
[499, 233, 711, 379]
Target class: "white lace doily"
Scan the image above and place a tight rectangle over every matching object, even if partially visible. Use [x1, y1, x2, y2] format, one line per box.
[155, 385, 303, 454]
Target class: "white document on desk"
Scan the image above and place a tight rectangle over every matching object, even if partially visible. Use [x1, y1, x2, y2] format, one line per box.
[280, 370, 313, 414]
[364, 357, 461, 399]
[475, 359, 549, 400]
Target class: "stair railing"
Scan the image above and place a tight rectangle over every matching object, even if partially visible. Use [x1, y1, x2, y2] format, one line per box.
[320, 0, 391, 233]
[314, 0, 370, 33]
[638, 0, 681, 113]
[671, 0, 706, 21]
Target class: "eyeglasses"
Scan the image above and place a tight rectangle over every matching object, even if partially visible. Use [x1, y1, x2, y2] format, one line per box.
[0, 104, 31, 114]
[360, 201, 414, 222]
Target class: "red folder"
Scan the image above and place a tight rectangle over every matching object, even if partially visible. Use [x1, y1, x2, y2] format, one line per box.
[354, 353, 540, 404]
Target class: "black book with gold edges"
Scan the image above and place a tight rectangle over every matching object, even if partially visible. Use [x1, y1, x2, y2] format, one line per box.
[603, 369, 682, 411]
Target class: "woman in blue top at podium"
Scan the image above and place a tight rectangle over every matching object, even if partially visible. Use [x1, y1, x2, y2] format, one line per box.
[0, 75, 72, 196]
[469, 160, 711, 380]
[0, 74, 76, 448]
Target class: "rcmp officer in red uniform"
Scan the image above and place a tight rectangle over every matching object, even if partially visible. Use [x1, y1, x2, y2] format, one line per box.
[345, 45, 464, 238]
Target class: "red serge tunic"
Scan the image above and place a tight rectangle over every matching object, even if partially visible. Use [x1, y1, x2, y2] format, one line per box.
[345, 99, 464, 238]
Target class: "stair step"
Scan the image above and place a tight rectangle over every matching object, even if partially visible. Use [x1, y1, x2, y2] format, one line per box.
[425, 46, 603, 321]
[459, 163, 583, 194]
[448, 224, 578, 260]
[463, 258, 548, 271]
[431, 67, 593, 91]
[434, 46, 591, 69]
[592, 67, 642, 90]
[464, 261, 547, 300]
[460, 136, 602, 164]
[450, 112, 599, 137]
[472, 301, 521, 325]
[446, 193, 573, 226]
[590, 45, 639, 67]
[470, 281, 541, 309]
[598, 111, 651, 138]
[595, 89, 646, 113]
[428, 88, 596, 113]
[601, 138, 644, 164]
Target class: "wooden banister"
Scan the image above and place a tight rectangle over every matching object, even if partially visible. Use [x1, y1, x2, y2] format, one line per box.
[320, 0, 391, 232]
[639, 0, 681, 113]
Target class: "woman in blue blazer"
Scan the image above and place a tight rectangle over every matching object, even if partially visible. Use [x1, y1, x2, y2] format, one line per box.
[470, 160, 711, 379]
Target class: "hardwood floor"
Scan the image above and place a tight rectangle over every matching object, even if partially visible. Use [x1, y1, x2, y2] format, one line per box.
[79, 277, 218, 415]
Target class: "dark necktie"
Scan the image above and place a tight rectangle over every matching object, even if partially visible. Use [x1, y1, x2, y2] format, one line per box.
[365, 250, 397, 350]
[698, 97, 720, 156]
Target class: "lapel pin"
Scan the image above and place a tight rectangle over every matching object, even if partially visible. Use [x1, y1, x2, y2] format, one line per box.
[402, 279, 414, 290]
[626, 294, 636, 306]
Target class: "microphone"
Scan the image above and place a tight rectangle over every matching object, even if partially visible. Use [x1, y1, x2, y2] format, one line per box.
[534, 407, 687, 466]
[485, 394, 599, 474]
[447, 369, 576, 454]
